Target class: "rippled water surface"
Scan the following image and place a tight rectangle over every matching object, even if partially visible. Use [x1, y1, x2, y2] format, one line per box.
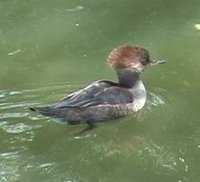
[1, 0, 200, 182]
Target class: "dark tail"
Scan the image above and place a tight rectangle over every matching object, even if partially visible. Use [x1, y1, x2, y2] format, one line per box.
[29, 106, 82, 123]
[29, 106, 54, 116]
[29, 107, 37, 112]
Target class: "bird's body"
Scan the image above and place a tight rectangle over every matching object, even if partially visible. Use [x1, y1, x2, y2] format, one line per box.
[30, 79, 146, 124]
[30, 45, 165, 130]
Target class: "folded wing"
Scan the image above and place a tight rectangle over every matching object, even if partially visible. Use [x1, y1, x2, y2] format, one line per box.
[54, 80, 133, 108]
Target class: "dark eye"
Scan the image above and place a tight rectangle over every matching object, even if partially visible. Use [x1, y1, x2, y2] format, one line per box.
[140, 50, 150, 66]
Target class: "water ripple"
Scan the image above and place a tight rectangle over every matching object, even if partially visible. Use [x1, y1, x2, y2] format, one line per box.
[0, 112, 29, 119]
[2, 122, 30, 134]
[147, 91, 165, 107]
[0, 102, 38, 110]
[0, 83, 80, 121]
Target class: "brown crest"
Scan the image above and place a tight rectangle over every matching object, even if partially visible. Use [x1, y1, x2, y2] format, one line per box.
[108, 45, 150, 69]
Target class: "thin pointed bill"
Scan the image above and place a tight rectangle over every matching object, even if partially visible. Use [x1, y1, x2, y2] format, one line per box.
[150, 60, 166, 66]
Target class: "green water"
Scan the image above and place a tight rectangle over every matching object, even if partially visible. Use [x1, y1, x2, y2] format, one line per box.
[1, 0, 200, 181]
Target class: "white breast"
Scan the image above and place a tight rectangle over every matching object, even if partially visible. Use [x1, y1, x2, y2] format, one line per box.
[129, 80, 147, 112]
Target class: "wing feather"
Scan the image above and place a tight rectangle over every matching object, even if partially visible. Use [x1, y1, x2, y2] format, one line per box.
[53, 80, 133, 108]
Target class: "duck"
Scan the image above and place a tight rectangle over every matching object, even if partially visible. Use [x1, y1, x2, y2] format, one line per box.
[30, 45, 165, 133]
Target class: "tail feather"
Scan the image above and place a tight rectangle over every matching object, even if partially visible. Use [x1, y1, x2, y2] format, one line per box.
[29, 106, 53, 116]
[29, 106, 82, 123]
[29, 107, 37, 112]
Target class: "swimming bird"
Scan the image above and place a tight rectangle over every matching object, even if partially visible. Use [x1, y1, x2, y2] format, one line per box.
[30, 45, 165, 133]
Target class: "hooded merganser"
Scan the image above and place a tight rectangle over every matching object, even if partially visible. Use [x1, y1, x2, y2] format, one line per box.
[30, 45, 165, 132]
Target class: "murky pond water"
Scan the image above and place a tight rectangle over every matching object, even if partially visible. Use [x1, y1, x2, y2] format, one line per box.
[1, 0, 200, 182]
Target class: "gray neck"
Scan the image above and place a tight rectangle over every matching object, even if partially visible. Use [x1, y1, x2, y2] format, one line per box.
[116, 68, 140, 88]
